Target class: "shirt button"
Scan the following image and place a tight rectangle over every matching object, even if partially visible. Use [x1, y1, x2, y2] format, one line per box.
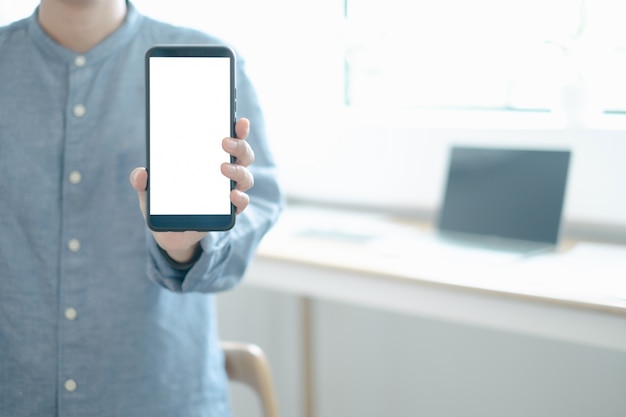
[64, 307, 78, 321]
[64, 379, 77, 393]
[68, 239, 81, 252]
[73, 104, 86, 118]
[69, 171, 82, 184]
[74, 55, 86, 67]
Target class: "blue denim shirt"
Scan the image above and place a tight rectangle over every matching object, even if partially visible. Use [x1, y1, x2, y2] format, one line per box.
[0, 3, 283, 416]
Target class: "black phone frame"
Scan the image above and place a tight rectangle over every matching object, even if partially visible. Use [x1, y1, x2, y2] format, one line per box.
[145, 45, 237, 232]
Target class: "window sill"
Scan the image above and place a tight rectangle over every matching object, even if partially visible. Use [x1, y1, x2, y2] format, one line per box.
[343, 107, 626, 131]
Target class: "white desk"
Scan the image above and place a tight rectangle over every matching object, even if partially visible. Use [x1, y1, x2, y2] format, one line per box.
[245, 205, 626, 353]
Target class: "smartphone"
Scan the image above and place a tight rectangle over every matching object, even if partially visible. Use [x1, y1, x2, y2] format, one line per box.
[145, 45, 236, 231]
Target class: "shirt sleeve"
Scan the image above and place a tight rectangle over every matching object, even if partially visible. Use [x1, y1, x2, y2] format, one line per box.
[145, 54, 285, 293]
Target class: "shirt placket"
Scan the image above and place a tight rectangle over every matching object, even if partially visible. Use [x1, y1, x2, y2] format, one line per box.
[58, 53, 91, 413]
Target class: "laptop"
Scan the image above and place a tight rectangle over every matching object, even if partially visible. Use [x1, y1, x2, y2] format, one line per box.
[432, 145, 572, 259]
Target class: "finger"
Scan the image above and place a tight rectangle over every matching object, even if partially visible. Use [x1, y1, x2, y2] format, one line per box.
[221, 162, 254, 192]
[223, 137, 255, 167]
[230, 189, 250, 214]
[234, 117, 250, 140]
[129, 167, 148, 219]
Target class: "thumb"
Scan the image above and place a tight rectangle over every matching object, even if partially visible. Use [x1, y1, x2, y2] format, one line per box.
[129, 167, 148, 219]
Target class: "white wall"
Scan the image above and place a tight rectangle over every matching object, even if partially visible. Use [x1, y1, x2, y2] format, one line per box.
[278, 114, 626, 227]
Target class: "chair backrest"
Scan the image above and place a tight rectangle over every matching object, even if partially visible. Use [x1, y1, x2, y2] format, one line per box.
[221, 341, 279, 417]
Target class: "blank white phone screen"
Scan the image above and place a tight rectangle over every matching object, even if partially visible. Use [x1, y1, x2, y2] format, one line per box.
[149, 56, 231, 215]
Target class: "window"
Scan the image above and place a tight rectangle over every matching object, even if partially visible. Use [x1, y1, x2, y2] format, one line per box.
[344, 0, 626, 113]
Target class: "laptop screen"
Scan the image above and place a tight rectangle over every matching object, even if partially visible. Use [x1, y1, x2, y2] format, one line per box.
[437, 146, 571, 244]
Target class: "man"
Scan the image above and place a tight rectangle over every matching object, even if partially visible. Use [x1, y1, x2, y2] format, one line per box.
[0, 0, 283, 416]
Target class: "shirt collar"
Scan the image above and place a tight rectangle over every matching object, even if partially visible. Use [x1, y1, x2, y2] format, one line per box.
[27, 1, 143, 65]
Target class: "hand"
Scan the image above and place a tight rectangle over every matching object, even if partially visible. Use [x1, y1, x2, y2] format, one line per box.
[221, 117, 255, 213]
[129, 118, 255, 264]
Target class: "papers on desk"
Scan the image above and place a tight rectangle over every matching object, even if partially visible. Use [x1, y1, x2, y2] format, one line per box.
[282, 206, 415, 242]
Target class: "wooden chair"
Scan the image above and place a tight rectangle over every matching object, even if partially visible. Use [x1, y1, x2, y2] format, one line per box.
[221, 341, 279, 417]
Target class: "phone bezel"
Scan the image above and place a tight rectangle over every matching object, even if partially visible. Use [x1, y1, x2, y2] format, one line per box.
[145, 45, 237, 232]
